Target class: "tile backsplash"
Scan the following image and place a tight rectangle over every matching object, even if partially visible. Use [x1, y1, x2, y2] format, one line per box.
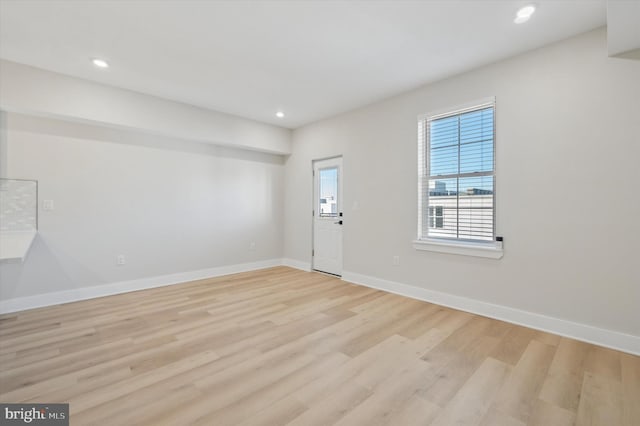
[0, 179, 37, 232]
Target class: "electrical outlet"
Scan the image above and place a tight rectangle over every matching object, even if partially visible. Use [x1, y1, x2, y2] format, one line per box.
[249, 242, 256, 251]
[116, 254, 126, 265]
[392, 255, 400, 266]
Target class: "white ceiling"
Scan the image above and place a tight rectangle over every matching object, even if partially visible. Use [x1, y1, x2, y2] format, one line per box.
[0, 1, 606, 128]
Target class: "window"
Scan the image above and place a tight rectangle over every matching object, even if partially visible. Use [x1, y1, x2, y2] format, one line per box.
[429, 206, 444, 229]
[318, 167, 338, 217]
[418, 98, 496, 244]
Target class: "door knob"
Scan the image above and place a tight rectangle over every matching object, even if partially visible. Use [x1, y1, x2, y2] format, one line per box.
[334, 220, 343, 225]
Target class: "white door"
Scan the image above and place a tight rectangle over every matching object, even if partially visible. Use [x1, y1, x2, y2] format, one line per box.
[313, 157, 343, 276]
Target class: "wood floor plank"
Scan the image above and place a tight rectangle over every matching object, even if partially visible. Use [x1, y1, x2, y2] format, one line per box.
[429, 357, 512, 426]
[0, 266, 636, 426]
[478, 407, 526, 426]
[292, 334, 413, 404]
[286, 380, 373, 426]
[419, 316, 506, 406]
[621, 352, 640, 426]
[156, 351, 318, 425]
[332, 359, 435, 426]
[538, 337, 591, 412]
[491, 339, 557, 423]
[575, 371, 623, 426]
[584, 345, 622, 381]
[489, 326, 537, 365]
[198, 351, 350, 426]
[237, 395, 309, 426]
[528, 398, 576, 426]
[70, 348, 221, 414]
[382, 394, 440, 426]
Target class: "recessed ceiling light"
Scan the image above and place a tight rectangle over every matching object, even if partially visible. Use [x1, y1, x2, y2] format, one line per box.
[514, 4, 536, 24]
[276, 111, 285, 118]
[92, 58, 109, 68]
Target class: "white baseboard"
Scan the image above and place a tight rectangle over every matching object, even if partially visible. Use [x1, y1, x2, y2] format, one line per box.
[5, 260, 636, 356]
[0, 258, 283, 314]
[342, 270, 640, 356]
[281, 257, 311, 272]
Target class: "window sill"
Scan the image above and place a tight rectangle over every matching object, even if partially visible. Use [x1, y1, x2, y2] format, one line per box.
[413, 238, 503, 259]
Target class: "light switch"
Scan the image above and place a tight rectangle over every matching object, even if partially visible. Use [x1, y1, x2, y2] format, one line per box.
[43, 200, 54, 211]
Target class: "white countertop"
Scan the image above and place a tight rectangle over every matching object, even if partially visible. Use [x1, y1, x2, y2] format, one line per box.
[0, 230, 37, 262]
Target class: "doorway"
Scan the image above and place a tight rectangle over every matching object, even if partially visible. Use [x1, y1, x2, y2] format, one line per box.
[312, 157, 343, 276]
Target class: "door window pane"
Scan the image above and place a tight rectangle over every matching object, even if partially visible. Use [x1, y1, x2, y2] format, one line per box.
[319, 167, 338, 217]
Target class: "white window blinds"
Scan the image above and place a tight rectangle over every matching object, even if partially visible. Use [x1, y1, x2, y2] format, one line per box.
[418, 99, 495, 242]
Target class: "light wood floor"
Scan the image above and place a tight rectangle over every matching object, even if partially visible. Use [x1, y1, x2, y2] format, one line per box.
[0, 267, 638, 425]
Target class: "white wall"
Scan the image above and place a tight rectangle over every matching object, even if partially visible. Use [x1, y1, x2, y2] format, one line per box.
[0, 60, 292, 155]
[284, 28, 640, 339]
[0, 113, 284, 300]
[0, 111, 7, 178]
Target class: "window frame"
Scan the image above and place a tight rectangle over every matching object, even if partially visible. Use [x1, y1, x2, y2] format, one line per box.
[415, 97, 503, 259]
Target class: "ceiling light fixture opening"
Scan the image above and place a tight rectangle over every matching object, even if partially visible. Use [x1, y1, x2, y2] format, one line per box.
[514, 4, 536, 23]
[276, 111, 285, 118]
[92, 58, 109, 68]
